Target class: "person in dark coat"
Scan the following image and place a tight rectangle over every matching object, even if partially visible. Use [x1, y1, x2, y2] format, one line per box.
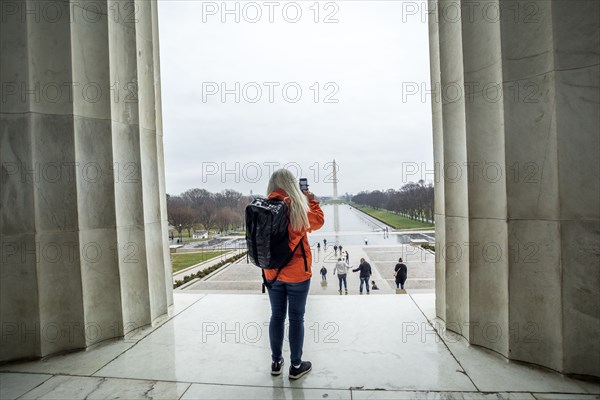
[320, 266, 327, 281]
[394, 258, 408, 289]
[352, 258, 372, 294]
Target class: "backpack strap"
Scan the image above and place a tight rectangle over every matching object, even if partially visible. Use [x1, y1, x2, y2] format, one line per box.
[250, 212, 259, 266]
[262, 235, 307, 293]
[299, 239, 308, 272]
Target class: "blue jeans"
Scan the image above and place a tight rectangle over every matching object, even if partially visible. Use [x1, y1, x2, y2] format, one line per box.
[360, 277, 370, 293]
[267, 278, 310, 365]
[337, 274, 347, 291]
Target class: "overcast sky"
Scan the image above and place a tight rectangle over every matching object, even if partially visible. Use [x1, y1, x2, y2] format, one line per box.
[158, 0, 433, 197]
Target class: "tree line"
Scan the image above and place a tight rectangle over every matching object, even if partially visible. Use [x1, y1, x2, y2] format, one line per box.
[167, 189, 250, 237]
[351, 180, 434, 223]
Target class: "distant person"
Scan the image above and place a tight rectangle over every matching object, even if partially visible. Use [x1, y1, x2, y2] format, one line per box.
[333, 244, 338, 255]
[353, 258, 372, 295]
[364, 238, 368, 245]
[394, 258, 408, 289]
[371, 281, 379, 290]
[339, 244, 343, 253]
[317, 242, 321, 251]
[344, 251, 349, 264]
[333, 258, 350, 295]
[323, 238, 327, 249]
[320, 266, 327, 281]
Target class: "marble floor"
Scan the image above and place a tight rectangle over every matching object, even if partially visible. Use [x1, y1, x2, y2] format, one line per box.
[1, 293, 598, 400]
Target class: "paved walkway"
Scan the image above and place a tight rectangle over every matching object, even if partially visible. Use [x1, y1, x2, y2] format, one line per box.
[1, 293, 598, 399]
[182, 244, 434, 294]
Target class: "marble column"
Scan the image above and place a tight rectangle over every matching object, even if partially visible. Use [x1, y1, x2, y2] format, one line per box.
[427, 0, 446, 321]
[461, 0, 509, 356]
[0, 0, 173, 362]
[438, 0, 470, 333]
[501, 0, 565, 373]
[428, 0, 599, 377]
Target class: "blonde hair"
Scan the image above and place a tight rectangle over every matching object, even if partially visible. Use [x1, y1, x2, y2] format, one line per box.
[267, 169, 310, 232]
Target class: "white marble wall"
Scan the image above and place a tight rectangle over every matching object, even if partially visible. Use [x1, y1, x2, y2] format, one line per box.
[429, 0, 599, 377]
[0, 0, 173, 362]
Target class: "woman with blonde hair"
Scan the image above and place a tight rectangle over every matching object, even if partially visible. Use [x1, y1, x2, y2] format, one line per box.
[265, 169, 324, 380]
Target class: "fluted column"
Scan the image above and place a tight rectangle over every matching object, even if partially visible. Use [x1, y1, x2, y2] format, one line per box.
[550, 0, 600, 377]
[152, 0, 175, 312]
[427, 0, 446, 321]
[461, 0, 509, 355]
[0, 0, 172, 362]
[501, 0, 565, 372]
[429, 0, 599, 377]
[438, 0, 470, 332]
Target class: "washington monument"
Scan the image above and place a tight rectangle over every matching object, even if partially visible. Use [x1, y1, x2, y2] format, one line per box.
[332, 159, 338, 200]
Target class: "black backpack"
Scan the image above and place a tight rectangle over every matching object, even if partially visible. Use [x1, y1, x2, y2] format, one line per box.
[245, 197, 307, 291]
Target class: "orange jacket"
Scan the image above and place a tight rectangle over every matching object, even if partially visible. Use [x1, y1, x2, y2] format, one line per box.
[263, 189, 325, 283]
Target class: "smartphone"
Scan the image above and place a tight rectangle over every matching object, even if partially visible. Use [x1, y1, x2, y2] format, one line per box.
[299, 178, 309, 192]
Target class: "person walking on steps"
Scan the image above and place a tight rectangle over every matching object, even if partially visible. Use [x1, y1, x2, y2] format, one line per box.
[394, 258, 408, 289]
[333, 257, 350, 295]
[333, 244, 338, 255]
[320, 266, 327, 281]
[263, 169, 324, 380]
[323, 238, 327, 249]
[353, 258, 372, 294]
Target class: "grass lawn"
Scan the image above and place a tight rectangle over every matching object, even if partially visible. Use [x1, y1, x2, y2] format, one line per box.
[354, 205, 434, 230]
[171, 251, 230, 273]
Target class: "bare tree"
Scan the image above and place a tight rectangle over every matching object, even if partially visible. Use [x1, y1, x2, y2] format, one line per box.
[215, 207, 238, 233]
[352, 182, 434, 223]
[197, 200, 216, 231]
[167, 196, 195, 238]
[168, 188, 250, 237]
